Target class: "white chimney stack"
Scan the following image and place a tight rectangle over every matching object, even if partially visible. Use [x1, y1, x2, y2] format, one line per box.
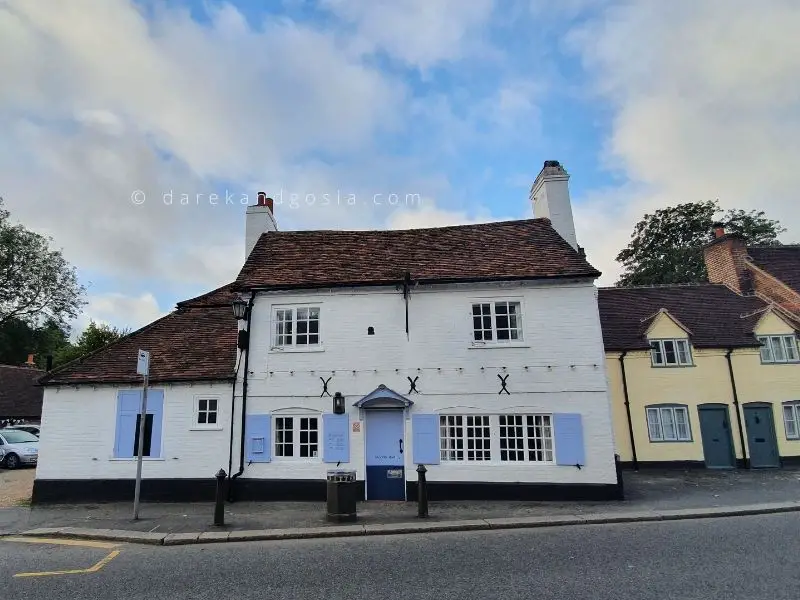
[245, 192, 278, 258]
[530, 160, 578, 251]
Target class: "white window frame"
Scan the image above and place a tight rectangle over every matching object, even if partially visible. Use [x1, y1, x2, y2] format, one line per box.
[273, 415, 320, 460]
[498, 414, 554, 463]
[758, 335, 800, 364]
[650, 339, 693, 367]
[470, 300, 524, 346]
[271, 305, 323, 352]
[439, 415, 492, 462]
[192, 395, 221, 430]
[646, 405, 692, 442]
[437, 413, 554, 464]
[782, 403, 800, 440]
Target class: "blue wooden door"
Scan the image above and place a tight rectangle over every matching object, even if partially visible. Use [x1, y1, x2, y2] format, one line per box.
[744, 405, 779, 468]
[365, 410, 405, 500]
[698, 405, 736, 469]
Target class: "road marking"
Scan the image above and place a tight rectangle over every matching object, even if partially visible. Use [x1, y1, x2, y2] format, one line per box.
[1, 536, 119, 549]
[14, 550, 121, 578]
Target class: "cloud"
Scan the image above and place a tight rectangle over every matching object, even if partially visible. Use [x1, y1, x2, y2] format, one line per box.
[0, 0, 412, 319]
[321, 0, 496, 70]
[567, 0, 800, 285]
[76, 291, 165, 335]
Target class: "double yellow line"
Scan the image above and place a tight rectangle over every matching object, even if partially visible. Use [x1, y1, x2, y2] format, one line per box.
[2, 536, 121, 578]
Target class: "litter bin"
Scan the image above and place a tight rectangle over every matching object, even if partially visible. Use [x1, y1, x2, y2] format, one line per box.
[327, 470, 357, 523]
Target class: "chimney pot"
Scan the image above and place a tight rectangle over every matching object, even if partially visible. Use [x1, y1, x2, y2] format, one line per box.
[25, 353, 35, 366]
[712, 222, 726, 238]
[543, 160, 561, 168]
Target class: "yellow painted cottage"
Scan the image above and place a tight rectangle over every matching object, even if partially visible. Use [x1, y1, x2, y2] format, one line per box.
[599, 281, 800, 469]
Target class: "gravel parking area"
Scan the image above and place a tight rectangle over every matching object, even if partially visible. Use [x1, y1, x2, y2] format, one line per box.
[0, 467, 34, 507]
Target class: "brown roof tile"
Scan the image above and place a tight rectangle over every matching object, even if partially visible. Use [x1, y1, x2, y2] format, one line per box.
[39, 306, 237, 386]
[598, 284, 777, 351]
[177, 283, 238, 308]
[748, 246, 800, 294]
[234, 219, 600, 290]
[0, 365, 45, 419]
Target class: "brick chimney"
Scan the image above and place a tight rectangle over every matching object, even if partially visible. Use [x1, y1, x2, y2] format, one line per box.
[245, 192, 278, 258]
[703, 223, 752, 294]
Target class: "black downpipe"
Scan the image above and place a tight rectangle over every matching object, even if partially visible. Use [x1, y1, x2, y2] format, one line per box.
[725, 348, 748, 468]
[619, 351, 639, 470]
[229, 294, 255, 501]
[226, 352, 243, 481]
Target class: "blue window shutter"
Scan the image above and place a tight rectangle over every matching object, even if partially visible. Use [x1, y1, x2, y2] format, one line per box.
[246, 414, 272, 463]
[114, 391, 140, 458]
[412, 414, 440, 465]
[322, 414, 350, 463]
[554, 413, 586, 466]
[146, 390, 164, 458]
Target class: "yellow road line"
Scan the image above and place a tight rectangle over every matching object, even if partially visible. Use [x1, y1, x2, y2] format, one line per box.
[14, 550, 121, 578]
[1, 536, 119, 549]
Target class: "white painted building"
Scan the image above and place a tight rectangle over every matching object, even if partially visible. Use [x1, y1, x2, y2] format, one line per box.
[34, 161, 621, 503]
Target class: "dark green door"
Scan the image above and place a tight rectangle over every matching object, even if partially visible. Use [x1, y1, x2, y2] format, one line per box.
[744, 404, 780, 468]
[697, 405, 736, 468]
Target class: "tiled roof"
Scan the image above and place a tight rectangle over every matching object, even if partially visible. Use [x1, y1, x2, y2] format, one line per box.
[598, 284, 778, 351]
[748, 246, 800, 294]
[0, 365, 44, 418]
[177, 283, 238, 308]
[39, 305, 238, 386]
[234, 219, 600, 290]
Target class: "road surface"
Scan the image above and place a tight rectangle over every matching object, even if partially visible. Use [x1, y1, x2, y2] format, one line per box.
[2, 512, 798, 599]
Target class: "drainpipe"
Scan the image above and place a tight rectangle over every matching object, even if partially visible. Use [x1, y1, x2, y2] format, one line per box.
[725, 348, 749, 469]
[619, 351, 639, 470]
[229, 293, 256, 500]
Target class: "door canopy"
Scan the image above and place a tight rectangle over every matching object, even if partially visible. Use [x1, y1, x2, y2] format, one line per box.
[353, 384, 414, 409]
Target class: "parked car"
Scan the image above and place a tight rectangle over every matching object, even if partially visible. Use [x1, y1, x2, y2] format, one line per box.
[7, 425, 40, 438]
[0, 428, 39, 469]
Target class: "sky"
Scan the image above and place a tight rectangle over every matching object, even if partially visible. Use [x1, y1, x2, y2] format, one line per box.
[1, 0, 799, 334]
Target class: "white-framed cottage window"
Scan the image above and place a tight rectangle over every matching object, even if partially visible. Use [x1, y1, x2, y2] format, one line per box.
[471, 301, 523, 344]
[272, 306, 321, 349]
[650, 339, 693, 367]
[274, 416, 319, 458]
[439, 415, 491, 461]
[782, 402, 800, 440]
[758, 335, 799, 364]
[646, 405, 692, 442]
[194, 396, 220, 428]
[498, 414, 553, 462]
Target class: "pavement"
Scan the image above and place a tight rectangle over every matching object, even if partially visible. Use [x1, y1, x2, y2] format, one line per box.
[1, 468, 799, 545]
[0, 466, 34, 507]
[3, 512, 800, 599]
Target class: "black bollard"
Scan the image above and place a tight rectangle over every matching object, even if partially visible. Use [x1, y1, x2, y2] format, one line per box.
[214, 468, 227, 526]
[416, 464, 428, 518]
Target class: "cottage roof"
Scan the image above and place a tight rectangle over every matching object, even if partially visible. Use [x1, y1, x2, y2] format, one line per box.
[234, 219, 600, 291]
[0, 365, 45, 418]
[747, 246, 800, 295]
[597, 284, 784, 351]
[38, 305, 238, 386]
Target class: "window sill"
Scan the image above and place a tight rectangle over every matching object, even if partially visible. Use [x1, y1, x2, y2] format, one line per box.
[760, 361, 800, 366]
[190, 426, 223, 432]
[468, 343, 530, 350]
[650, 364, 695, 369]
[269, 346, 325, 354]
[647, 439, 694, 443]
[109, 457, 166, 462]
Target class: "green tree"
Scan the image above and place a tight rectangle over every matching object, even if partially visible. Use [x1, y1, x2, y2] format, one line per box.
[0, 318, 71, 367]
[615, 201, 787, 287]
[54, 320, 129, 366]
[0, 197, 86, 328]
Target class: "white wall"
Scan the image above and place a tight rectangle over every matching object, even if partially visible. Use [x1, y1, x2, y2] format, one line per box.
[36, 382, 233, 480]
[234, 280, 617, 485]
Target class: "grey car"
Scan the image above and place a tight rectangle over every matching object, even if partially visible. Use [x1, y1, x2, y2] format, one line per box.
[0, 428, 39, 469]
